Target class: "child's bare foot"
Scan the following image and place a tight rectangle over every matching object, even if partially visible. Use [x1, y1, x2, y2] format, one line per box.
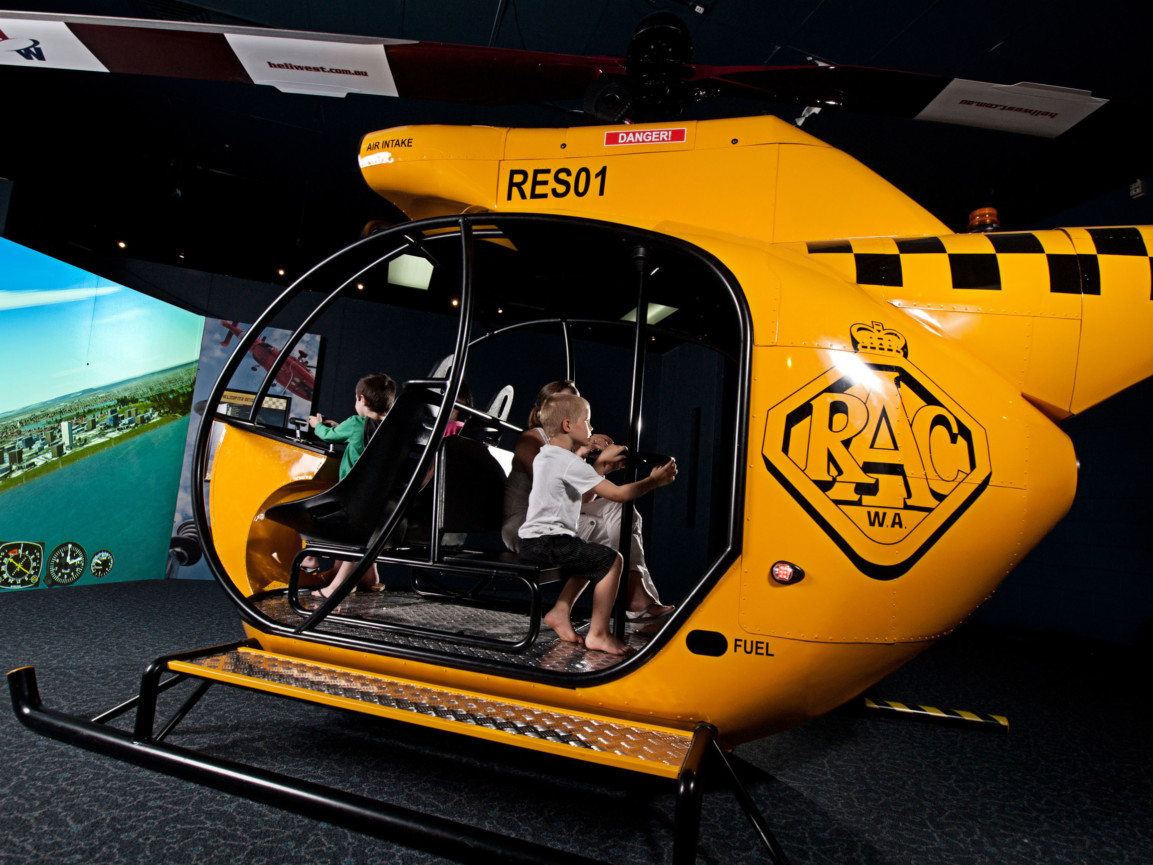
[544, 608, 585, 645]
[584, 632, 634, 656]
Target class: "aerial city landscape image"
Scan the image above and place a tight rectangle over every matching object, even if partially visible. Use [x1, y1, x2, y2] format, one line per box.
[0, 237, 205, 589]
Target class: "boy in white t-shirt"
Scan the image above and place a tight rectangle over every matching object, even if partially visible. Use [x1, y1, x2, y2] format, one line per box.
[518, 393, 677, 655]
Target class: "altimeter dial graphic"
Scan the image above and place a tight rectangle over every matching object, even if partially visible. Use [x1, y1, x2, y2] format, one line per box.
[47, 542, 86, 585]
[1, 541, 44, 588]
[90, 550, 114, 578]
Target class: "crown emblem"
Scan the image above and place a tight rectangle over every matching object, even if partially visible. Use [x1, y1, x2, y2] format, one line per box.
[850, 321, 908, 357]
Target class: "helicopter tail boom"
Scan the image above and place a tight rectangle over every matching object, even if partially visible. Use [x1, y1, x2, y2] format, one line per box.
[785, 226, 1153, 417]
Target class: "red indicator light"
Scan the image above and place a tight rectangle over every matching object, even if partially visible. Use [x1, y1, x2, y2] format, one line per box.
[770, 561, 805, 584]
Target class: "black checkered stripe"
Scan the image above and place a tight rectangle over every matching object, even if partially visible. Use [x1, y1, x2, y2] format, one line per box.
[802, 227, 1153, 298]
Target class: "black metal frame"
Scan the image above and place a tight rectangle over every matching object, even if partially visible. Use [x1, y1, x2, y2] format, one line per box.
[189, 212, 752, 688]
[8, 212, 782, 864]
[285, 544, 563, 652]
[8, 665, 789, 864]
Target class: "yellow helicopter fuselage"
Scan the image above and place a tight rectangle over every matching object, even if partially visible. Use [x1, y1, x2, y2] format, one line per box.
[207, 115, 1151, 744]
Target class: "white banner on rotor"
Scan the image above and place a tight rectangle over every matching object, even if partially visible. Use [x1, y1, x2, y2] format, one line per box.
[0, 18, 108, 71]
[917, 80, 1107, 138]
[226, 33, 399, 98]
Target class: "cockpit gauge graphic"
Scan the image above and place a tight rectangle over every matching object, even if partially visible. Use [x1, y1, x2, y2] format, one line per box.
[0, 541, 43, 589]
[90, 550, 114, 578]
[46, 542, 86, 586]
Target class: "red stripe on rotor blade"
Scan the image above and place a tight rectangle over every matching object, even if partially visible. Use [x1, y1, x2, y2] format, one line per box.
[68, 23, 253, 84]
[384, 41, 622, 105]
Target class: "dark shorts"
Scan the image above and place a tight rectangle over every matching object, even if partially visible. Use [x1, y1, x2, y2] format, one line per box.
[518, 534, 618, 584]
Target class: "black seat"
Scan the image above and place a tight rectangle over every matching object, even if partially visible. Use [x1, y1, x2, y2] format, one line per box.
[269, 389, 561, 653]
[405, 434, 508, 544]
[265, 385, 438, 547]
[434, 434, 509, 534]
[459, 384, 513, 446]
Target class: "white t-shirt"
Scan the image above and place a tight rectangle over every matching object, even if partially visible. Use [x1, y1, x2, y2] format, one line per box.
[518, 446, 604, 540]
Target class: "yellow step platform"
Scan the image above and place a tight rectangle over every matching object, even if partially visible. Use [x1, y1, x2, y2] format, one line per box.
[168, 647, 693, 779]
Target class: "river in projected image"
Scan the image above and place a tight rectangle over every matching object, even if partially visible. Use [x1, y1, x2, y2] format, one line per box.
[0, 416, 189, 590]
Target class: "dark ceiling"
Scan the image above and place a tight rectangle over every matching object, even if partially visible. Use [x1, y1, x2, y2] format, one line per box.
[3, 0, 1153, 287]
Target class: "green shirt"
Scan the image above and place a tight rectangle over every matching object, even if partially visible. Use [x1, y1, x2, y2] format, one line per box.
[313, 414, 366, 480]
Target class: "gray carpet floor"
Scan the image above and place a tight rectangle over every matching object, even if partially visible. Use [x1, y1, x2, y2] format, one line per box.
[1, 579, 1149, 864]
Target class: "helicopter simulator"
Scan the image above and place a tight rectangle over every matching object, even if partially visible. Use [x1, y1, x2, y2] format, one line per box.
[5, 9, 1152, 865]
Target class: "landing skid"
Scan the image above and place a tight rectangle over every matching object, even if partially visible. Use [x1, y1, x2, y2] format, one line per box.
[8, 646, 790, 865]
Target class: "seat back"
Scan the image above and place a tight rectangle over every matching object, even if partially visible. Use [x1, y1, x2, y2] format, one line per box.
[264, 386, 438, 546]
[459, 384, 514, 446]
[405, 435, 509, 544]
[438, 435, 508, 533]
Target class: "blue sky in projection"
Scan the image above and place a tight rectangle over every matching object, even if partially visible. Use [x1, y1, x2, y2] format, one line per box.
[0, 238, 204, 413]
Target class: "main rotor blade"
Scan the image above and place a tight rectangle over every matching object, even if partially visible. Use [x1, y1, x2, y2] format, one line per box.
[0, 10, 1106, 134]
[699, 65, 1107, 137]
[0, 11, 622, 101]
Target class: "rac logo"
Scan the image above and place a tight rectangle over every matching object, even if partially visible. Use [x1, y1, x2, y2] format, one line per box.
[762, 321, 991, 579]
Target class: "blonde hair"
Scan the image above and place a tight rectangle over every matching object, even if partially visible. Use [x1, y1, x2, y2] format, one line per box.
[538, 393, 588, 438]
[528, 379, 578, 428]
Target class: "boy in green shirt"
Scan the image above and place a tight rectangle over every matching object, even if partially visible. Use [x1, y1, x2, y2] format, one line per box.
[309, 372, 396, 478]
[304, 373, 396, 597]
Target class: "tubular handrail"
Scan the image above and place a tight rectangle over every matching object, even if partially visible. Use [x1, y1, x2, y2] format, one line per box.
[189, 211, 752, 685]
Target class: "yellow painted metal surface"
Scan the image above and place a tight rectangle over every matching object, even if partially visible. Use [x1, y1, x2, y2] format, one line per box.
[212, 225, 1084, 745]
[226, 241, 1076, 744]
[192, 118, 1153, 749]
[779, 230, 1084, 414]
[1063, 226, 1153, 412]
[207, 424, 334, 595]
[247, 608, 930, 743]
[171, 648, 692, 779]
[360, 116, 950, 241]
[778, 226, 1153, 418]
[361, 119, 1153, 426]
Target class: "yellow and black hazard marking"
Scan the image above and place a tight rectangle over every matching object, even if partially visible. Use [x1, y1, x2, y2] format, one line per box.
[800, 227, 1153, 298]
[862, 697, 1009, 732]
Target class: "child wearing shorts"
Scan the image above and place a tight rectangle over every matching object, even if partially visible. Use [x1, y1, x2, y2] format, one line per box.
[518, 392, 677, 655]
[305, 372, 395, 598]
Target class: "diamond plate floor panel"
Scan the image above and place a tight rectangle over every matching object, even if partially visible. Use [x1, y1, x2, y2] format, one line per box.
[172, 647, 692, 778]
[253, 591, 655, 674]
